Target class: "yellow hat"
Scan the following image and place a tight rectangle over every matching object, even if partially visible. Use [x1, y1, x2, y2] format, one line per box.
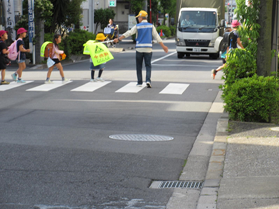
[136, 10, 148, 18]
[95, 33, 107, 40]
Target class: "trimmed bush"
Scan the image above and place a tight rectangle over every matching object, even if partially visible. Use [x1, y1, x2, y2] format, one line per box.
[66, 29, 96, 55]
[223, 75, 279, 122]
[44, 30, 96, 56]
[156, 25, 171, 37]
[220, 48, 257, 97]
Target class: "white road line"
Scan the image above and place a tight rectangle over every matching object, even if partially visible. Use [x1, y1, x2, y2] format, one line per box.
[116, 82, 146, 93]
[159, 83, 190, 95]
[26, 81, 72, 92]
[151, 52, 176, 64]
[152, 64, 220, 67]
[71, 81, 111, 92]
[0, 81, 33, 91]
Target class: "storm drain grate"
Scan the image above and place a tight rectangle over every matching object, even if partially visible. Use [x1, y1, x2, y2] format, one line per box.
[109, 134, 174, 141]
[150, 181, 204, 189]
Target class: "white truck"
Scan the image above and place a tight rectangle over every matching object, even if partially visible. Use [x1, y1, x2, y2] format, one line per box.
[176, 0, 226, 59]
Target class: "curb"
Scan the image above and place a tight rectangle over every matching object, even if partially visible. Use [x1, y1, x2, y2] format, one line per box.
[166, 91, 225, 209]
[196, 113, 229, 209]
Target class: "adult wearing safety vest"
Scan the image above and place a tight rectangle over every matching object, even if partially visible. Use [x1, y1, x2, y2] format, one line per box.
[114, 10, 168, 88]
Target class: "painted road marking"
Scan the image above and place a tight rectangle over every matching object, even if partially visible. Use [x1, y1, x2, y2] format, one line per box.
[71, 81, 111, 92]
[26, 81, 72, 92]
[151, 52, 176, 64]
[159, 83, 190, 95]
[116, 82, 146, 93]
[0, 81, 33, 91]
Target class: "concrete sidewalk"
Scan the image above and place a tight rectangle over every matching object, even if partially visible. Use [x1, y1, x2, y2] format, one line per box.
[217, 120, 279, 209]
[197, 115, 279, 209]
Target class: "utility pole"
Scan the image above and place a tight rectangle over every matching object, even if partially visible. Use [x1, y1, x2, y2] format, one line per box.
[89, 0, 95, 34]
[271, 0, 278, 74]
[149, 0, 152, 23]
[144, 0, 147, 11]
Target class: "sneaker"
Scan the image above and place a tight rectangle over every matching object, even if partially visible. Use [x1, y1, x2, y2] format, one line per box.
[45, 80, 53, 84]
[136, 83, 142, 87]
[146, 82, 152, 88]
[11, 73, 17, 81]
[62, 78, 71, 83]
[90, 79, 97, 82]
[1, 80, 10, 85]
[17, 79, 26, 83]
[96, 77, 105, 82]
[211, 69, 217, 79]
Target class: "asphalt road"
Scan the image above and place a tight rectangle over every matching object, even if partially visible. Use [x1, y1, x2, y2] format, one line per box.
[0, 39, 224, 209]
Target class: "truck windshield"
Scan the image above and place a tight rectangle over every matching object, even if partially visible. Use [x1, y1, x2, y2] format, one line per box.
[179, 11, 217, 32]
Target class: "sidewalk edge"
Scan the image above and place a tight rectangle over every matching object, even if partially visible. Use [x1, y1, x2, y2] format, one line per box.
[196, 112, 229, 209]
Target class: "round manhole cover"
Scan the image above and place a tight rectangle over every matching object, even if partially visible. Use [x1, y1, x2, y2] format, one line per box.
[109, 134, 174, 141]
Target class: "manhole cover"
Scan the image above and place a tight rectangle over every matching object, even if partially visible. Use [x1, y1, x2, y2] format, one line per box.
[150, 181, 203, 189]
[109, 134, 174, 141]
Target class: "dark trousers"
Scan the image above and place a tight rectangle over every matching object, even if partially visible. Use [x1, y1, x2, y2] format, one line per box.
[136, 51, 152, 84]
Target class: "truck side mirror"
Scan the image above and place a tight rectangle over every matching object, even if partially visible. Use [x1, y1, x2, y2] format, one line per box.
[220, 19, 226, 27]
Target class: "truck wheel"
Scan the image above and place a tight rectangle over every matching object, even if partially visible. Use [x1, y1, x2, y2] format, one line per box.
[210, 53, 219, 59]
[177, 52, 184, 59]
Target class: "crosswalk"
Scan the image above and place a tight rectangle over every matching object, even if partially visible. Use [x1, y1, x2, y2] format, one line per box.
[0, 81, 33, 91]
[0, 81, 190, 95]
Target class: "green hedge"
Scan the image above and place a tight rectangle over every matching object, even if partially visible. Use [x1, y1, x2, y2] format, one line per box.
[156, 25, 171, 37]
[44, 30, 96, 57]
[223, 75, 279, 122]
[221, 48, 257, 97]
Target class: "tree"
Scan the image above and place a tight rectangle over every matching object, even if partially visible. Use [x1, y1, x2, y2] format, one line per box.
[47, 0, 85, 33]
[256, 0, 273, 76]
[94, 8, 116, 33]
[160, 0, 176, 25]
[129, 0, 144, 15]
[149, 0, 159, 24]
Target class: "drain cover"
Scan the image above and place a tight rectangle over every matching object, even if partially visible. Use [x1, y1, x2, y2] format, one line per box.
[150, 181, 203, 189]
[109, 134, 174, 141]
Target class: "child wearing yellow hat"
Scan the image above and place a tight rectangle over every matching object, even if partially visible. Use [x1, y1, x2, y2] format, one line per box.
[90, 33, 107, 82]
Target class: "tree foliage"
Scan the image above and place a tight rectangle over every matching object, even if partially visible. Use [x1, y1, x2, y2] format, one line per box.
[235, 0, 260, 57]
[47, 0, 85, 33]
[15, 0, 53, 30]
[159, 0, 176, 25]
[129, 0, 144, 15]
[94, 8, 116, 32]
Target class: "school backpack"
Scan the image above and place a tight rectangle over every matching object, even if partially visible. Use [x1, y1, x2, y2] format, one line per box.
[8, 39, 20, 61]
[221, 31, 237, 52]
[44, 43, 54, 58]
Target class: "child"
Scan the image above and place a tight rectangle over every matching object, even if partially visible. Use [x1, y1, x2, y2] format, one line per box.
[90, 33, 107, 82]
[0, 30, 10, 85]
[45, 34, 70, 84]
[11, 28, 30, 83]
[211, 27, 232, 79]
[212, 21, 245, 79]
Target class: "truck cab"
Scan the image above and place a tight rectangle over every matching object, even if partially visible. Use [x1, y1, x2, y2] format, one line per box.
[176, 8, 225, 59]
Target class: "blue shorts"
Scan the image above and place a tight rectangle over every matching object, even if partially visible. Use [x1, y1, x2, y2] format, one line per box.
[90, 62, 105, 70]
[17, 59, 25, 64]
